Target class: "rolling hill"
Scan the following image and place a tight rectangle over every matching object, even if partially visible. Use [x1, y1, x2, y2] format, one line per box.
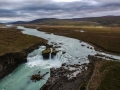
[11, 16, 120, 26]
[71, 16, 120, 26]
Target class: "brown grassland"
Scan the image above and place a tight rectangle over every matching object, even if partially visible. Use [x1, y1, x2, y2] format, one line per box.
[89, 59, 120, 90]
[24, 25, 120, 55]
[0, 27, 45, 55]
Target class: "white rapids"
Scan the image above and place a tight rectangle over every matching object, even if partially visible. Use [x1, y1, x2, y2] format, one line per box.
[0, 26, 120, 90]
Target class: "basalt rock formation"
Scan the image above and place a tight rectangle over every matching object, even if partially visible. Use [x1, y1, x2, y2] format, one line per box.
[42, 48, 58, 60]
[31, 74, 41, 81]
[31, 72, 49, 81]
[40, 55, 100, 90]
[0, 41, 47, 79]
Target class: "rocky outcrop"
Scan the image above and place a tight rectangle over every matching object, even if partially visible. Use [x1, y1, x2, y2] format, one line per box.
[42, 48, 51, 59]
[0, 52, 26, 79]
[31, 72, 49, 81]
[51, 49, 58, 58]
[40, 62, 92, 90]
[42, 48, 58, 60]
[31, 74, 41, 81]
[40, 55, 102, 90]
[0, 40, 47, 79]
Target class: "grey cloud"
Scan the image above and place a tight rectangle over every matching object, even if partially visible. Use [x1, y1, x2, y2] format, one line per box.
[0, 0, 120, 22]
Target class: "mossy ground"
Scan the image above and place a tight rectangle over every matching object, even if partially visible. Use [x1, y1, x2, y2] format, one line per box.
[42, 48, 51, 54]
[0, 27, 45, 55]
[42, 48, 57, 54]
[84, 58, 120, 90]
[97, 61, 120, 90]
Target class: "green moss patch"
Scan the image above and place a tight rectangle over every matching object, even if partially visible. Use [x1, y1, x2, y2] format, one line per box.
[42, 48, 51, 54]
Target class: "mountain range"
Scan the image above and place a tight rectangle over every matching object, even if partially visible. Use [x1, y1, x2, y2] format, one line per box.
[10, 16, 120, 26]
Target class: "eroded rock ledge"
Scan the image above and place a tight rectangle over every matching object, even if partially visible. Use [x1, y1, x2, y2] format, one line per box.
[0, 40, 47, 79]
[42, 48, 58, 60]
[40, 56, 96, 90]
[40, 55, 119, 90]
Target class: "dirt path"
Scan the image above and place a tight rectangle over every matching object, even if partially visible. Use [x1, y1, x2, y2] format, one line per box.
[86, 67, 95, 90]
[86, 59, 108, 90]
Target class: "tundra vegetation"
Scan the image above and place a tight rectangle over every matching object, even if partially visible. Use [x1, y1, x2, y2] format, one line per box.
[0, 27, 45, 55]
[88, 59, 120, 90]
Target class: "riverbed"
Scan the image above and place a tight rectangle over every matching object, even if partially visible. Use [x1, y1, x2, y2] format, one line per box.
[0, 26, 120, 90]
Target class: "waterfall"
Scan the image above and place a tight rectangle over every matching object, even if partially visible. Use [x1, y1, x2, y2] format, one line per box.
[55, 51, 64, 63]
[49, 48, 52, 60]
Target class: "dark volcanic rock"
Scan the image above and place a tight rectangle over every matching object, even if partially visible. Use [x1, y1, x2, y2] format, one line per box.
[53, 46, 61, 48]
[0, 41, 47, 79]
[0, 52, 27, 79]
[62, 63, 66, 66]
[42, 48, 58, 60]
[46, 45, 53, 48]
[81, 44, 85, 47]
[31, 72, 49, 81]
[42, 48, 51, 59]
[40, 60, 94, 90]
[62, 51, 66, 54]
[51, 49, 58, 58]
[31, 74, 41, 81]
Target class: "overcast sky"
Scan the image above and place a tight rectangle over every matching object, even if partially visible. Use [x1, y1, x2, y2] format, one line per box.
[0, 0, 120, 22]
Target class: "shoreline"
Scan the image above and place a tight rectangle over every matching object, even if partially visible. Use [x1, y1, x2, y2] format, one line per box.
[0, 40, 47, 79]
[16, 25, 120, 90]
[39, 55, 103, 90]
[40, 55, 120, 90]
[22, 25, 120, 56]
